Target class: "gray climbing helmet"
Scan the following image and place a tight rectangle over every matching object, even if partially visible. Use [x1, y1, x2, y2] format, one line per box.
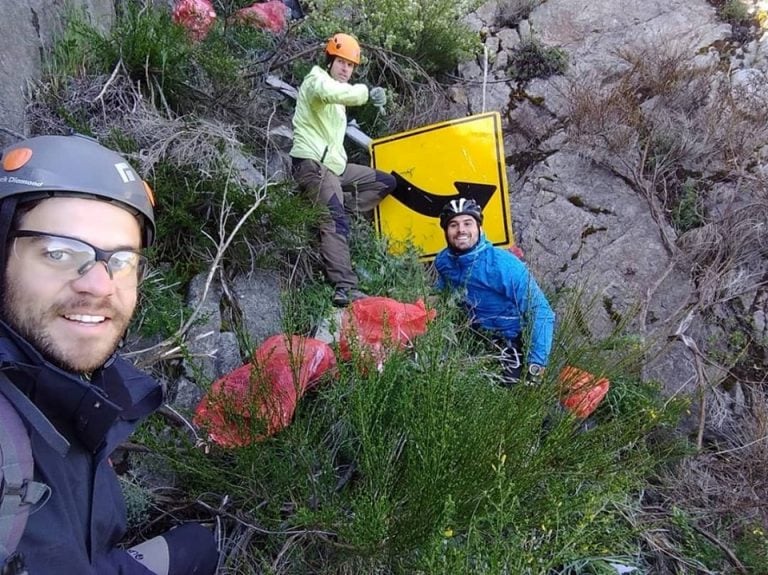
[439, 197, 483, 230]
[0, 134, 156, 247]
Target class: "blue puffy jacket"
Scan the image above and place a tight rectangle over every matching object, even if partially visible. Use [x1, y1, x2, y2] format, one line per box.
[0, 320, 162, 574]
[435, 236, 555, 365]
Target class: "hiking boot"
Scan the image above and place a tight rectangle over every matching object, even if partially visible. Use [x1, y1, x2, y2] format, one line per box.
[348, 288, 368, 302]
[331, 287, 369, 307]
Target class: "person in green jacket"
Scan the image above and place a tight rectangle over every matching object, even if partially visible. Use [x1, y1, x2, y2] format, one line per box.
[290, 33, 395, 307]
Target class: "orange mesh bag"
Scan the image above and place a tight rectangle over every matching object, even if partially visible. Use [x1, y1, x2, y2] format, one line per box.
[231, 1, 289, 33]
[194, 335, 337, 447]
[172, 0, 217, 42]
[339, 297, 436, 367]
[558, 366, 610, 419]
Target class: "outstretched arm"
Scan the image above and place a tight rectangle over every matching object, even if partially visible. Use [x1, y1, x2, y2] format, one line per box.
[307, 72, 369, 107]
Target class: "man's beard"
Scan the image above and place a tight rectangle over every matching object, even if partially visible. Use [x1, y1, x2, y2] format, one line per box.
[1, 279, 130, 374]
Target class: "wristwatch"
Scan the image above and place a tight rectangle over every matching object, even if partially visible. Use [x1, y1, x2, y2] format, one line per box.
[527, 364, 545, 377]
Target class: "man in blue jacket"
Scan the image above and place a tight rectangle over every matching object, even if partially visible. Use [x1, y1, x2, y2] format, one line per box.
[434, 198, 555, 384]
[0, 134, 218, 574]
[290, 33, 396, 307]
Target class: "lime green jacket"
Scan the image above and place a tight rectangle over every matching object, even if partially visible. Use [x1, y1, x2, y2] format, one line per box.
[290, 66, 369, 175]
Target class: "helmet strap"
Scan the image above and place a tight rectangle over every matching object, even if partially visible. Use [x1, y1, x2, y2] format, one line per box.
[0, 196, 19, 295]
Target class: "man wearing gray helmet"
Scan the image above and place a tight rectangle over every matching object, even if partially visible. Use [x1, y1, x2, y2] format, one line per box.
[0, 134, 218, 574]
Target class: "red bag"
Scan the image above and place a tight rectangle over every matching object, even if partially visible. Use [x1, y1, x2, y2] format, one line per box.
[339, 297, 436, 367]
[508, 244, 525, 261]
[231, 1, 289, 33]
[194, 335, 337, 447]
[559, 366, 610, 419]
[172, 0, 217, 42]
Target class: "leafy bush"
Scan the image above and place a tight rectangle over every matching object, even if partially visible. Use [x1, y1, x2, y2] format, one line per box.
[671, 178, 705, 233]
[119, 475, 153, 531]
[348, 216, 432, 302]
[507, 38, 569, 82]
[719, 0, 751, 24]
[111, 3, 192, 91]
[142, 246, 683, 573]
[131, 265, 189, 339]
[45, 7, 111, 78]
[149, 163, 319, 283]
[735, 523, 768, 573]
[193, 18, 277, 97]
[47, 1, 287, 116]
[47, 3, 192, 101]
[304, 0, 481, 74]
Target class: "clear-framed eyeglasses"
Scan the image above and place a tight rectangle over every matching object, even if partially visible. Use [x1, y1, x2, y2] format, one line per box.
[10, 230, 148, 286]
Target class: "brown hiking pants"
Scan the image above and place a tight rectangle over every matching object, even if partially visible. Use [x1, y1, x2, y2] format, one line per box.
[292, 159, 394, 289]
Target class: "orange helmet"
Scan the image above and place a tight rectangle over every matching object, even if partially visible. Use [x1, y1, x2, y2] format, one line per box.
[325, 33, 361, 65]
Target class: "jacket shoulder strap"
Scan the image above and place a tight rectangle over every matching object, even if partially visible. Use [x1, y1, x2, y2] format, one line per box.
[0, 373, 52, 569]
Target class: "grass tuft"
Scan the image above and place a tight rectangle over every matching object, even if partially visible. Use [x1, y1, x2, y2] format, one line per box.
[507, 38, 569, 82]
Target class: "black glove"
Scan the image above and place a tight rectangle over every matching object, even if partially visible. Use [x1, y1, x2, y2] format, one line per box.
[500, 344, 522, 386]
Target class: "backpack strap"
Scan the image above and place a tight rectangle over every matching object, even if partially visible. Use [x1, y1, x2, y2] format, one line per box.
[0, 373, 54, 567]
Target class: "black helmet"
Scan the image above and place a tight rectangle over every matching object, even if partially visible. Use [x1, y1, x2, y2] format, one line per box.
[0, 134, 156, 247]
[439, 198, 483, 230]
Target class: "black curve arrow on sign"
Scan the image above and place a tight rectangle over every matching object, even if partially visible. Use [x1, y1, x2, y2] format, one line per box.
[389, 171, 497, 217]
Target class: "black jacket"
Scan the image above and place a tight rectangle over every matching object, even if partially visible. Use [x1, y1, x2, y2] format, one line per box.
[0, 321, 162, 574]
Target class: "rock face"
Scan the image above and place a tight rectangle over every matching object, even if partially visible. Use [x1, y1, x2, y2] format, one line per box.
[0, 0, 114, 147]
[530, 0, 729, 75]
[517, 152, 689, 332]
[172, 270, 283, 411]
[454, 0, 768, 419]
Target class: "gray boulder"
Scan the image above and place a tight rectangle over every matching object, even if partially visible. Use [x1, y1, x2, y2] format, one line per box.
[231, 270, 283, 349]
[0, 0, 114, 146]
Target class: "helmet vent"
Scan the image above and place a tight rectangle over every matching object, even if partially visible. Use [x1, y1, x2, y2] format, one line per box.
[2, 148, 33, 172]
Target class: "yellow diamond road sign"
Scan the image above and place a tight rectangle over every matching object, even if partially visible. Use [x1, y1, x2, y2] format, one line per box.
[372, 112, 514, 261]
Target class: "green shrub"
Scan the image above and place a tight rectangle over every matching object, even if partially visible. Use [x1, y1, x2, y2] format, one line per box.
[193, 18, 276, 94]
[111, 3, 192, 92]
[120, 475, 153, 531]
[149, 163, 314, 283]
[735, 523, 768, 574]
[668, 507, 724, 570]
[348, 216, 433, 302]
[671, 178, 705, 233]
[508, 38, 569, 82]
[131, 265, 190, 339]
[47, 2, 193, 104]
[251, 182, 325, 257]
[146, 257, 683, 573]
[46, 7, 112, 78]
[304, 0, 481, 74]
[719, 0, 751, 24]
